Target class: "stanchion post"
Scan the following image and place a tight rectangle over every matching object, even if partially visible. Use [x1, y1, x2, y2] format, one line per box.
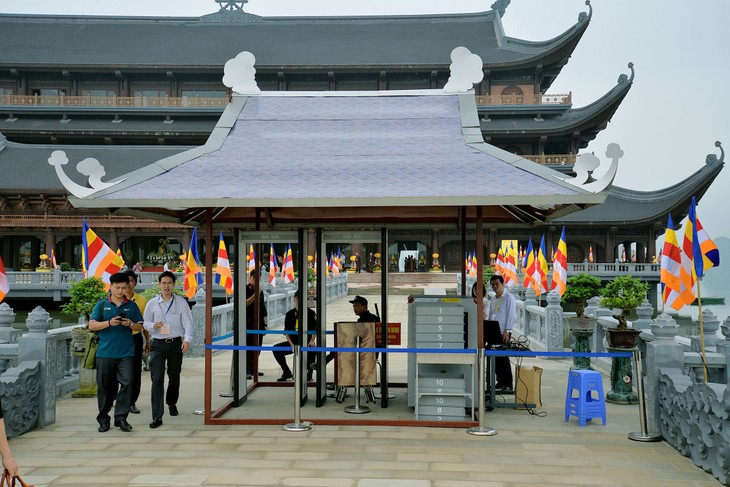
[628, 348, 660, 442]
[283, 345, 312, 432]
[345, 336, 370, 414]
[467, 348, 497, 436]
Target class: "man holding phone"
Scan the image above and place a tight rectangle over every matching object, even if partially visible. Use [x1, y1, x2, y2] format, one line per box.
[143, 271, 193, 429]
[88, 272, 144, 433]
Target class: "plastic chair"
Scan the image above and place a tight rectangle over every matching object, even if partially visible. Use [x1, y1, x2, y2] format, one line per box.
[564, 369, 607, 427]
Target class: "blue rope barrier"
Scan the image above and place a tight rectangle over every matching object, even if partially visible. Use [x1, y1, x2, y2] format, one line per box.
[211, 332, 233, 342]
[246, 330, 334, 335]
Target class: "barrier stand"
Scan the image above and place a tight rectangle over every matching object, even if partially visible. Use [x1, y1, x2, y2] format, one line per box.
[344, 336, 371, 414]
[283, 345, 313, 432]
[628, 348, 661, 442]
[467, 348, 497, 436]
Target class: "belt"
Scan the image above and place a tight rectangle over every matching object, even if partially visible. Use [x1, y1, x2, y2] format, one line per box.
[154, 337, 182, 343]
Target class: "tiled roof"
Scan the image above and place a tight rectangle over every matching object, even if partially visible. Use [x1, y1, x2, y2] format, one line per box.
[94, 93, 584, 207]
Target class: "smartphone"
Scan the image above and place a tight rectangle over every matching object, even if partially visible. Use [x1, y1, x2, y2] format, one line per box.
[118, 312, 126, 319]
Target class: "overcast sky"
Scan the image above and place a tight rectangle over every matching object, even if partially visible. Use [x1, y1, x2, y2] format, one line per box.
[1, 0, 729, 239]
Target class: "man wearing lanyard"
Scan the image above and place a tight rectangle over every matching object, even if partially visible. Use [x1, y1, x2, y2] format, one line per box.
[488, 274, 516, 391]
[88, 272, 144, 433]
[143, 271, 193, 429]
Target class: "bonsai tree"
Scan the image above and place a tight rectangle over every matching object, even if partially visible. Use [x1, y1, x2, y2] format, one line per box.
[599, 275, 649, 330]
[61, 276, 108, 322]
[562, 273, 602, 317]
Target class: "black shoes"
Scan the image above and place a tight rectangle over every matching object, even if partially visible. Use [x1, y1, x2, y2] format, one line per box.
[114, 419, 133, 432]
[149, 418, 163, 429]
[129, 405, 140, 414]
[169, 405, 179, 416]
[277, 373, 293, 382]
[98, 422, 110, 433]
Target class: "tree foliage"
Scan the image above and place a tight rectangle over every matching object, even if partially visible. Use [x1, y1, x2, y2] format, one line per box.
[61, 277, 108, 320]
[599, 275, 649, 329]
[562, 273, 602, 317]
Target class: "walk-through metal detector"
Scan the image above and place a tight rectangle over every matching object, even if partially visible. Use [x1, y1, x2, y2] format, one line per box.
[313, 229, 390, 408]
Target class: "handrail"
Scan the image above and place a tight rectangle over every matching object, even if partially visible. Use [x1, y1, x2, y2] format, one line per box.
[0, 94, 229, 108]
[475, 92, 571, 106]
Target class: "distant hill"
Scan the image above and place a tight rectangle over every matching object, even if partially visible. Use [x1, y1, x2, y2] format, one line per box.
[699, 236, 728, 298]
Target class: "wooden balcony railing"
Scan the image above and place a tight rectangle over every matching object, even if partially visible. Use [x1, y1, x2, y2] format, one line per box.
[0, 94, 229, 108]
[522, 153, 576, 166]
[475, 92, 571, 106]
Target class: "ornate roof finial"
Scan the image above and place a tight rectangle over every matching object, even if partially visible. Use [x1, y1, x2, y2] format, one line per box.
[202, 0, 263, 23]
[578, 1, 593, 23]
[47, 150, 125, 198]
[223, 51, 261, 95]
[443, 47, 484, 93]
[490, 0, 511, 17]
[706, 141, 724, 165]
[617, 62, 635, 85]
[216, 0, 248, 11]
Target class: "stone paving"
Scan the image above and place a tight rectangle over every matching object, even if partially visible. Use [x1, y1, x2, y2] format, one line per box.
[8, 295, 722, 486]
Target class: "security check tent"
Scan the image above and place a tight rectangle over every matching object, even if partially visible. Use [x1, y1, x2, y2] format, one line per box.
[65, 89, 607, 426]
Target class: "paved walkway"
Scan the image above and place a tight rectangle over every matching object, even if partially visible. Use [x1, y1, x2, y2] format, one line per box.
[9, 296, 721, 486]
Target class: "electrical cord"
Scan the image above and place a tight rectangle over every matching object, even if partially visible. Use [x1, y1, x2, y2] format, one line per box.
[509, 335, 546, 417]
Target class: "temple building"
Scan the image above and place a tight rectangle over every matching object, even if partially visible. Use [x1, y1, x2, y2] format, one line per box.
[0, 1, 723, 271]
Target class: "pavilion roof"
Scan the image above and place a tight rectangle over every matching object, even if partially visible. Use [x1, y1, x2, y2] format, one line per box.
[0, 7, 589, 76]
[64, 90, 606, 228]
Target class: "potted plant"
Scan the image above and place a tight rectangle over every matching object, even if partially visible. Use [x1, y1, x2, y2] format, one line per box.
[62, 276, 108, 353]
[599, 275, 649, 348]
[562, 273, 602, 330]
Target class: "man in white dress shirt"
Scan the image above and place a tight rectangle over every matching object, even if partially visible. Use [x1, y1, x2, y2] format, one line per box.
[143, 271, 193, 429]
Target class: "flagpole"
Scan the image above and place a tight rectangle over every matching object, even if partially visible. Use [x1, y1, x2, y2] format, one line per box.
[696, 279, 708, 382]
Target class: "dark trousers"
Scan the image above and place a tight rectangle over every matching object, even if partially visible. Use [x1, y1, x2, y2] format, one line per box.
[149, 338, 183, 420]
[246, 323, 264, 373]
[486, 332, 513, 388]
[273, 342, 315, 378]
[96, 356, 133, 425]
[131, 332, 144, 406]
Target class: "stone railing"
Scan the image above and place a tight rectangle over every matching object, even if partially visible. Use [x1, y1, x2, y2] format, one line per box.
[0, 304, 80, 438]
[475, 92, 571, 106]
[0, 94, 229, 109]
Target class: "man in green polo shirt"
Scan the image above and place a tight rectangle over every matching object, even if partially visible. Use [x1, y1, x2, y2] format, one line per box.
[88, 272, 144, 433]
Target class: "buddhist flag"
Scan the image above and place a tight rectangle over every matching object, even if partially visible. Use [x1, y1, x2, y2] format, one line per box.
[695, 216, 720, 278]
[536, 235, 549, 294]
[247, 244, 255, 274]
[495, 248, 504, 275]
[330, 252, 340, 276]
[503, 244, 518, 286]
[183, 227, 203, 299]
[523, 239, 535, 289]
[551, 227, 568, 296]
[660, 214, 683, 310]
[215, 232, 233, 295]
[0, 256, 8, 303]
[283, 244, 295, 284]
[269, 243, 277, 287]
[82, 218, 124, 287]
[678, 198, 698, 306]
[116, 248, 125, 267]
[50, 247, 58, 270]
[589, 245, 593, 263]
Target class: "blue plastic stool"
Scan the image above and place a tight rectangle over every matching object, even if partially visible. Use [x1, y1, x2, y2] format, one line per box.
[564, 369, 607, 427]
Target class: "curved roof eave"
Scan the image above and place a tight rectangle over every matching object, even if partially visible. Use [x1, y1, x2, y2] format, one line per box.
[482, 67, 633, 137]
[553, 146, 725, 226]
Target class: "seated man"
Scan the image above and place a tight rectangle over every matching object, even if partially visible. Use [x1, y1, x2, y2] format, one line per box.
[273, 294, 317, 382]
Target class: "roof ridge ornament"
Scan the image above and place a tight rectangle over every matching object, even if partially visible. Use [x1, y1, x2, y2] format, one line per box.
[443, 47, 484, 93]
[201, 0, 264, 23]
[47, 151, 125, 198]
[222, 51, 261, 95]
[490, 0, 511, 17]
[618, 62, 635, 85]
[706, 141, 724, 165]
[557, 143, 622, 193]
[578, 1, 592, 23]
